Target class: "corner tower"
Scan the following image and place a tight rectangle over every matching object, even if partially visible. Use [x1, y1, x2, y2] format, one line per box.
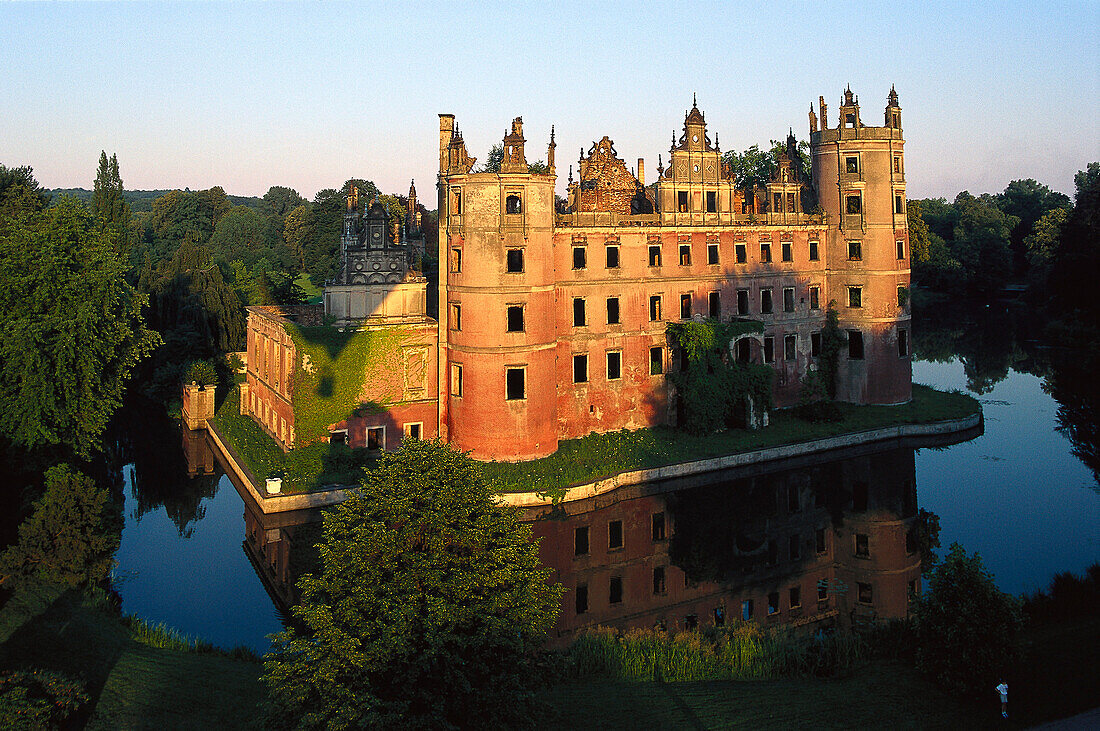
[437, 116, 559, 460]
[810, 87, 911, 404]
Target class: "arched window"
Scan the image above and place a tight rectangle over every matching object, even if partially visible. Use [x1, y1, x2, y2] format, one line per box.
[506, 194, 522, 214]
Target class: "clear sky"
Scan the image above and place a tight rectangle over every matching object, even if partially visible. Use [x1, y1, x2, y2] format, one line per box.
[2, 1, 1097, 203]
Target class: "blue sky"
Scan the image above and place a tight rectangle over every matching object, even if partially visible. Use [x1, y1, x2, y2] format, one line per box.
[2, 1, 1097, 202]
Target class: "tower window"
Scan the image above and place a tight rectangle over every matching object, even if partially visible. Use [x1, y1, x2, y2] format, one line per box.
[506, 248, 524, 272]
[609, 576, 623, 604]
[893, 156, 901, 173]
[773, 193, 782, 212]
[845, 112, 856, 127]
[608, 520, 623, 550]
[649, 295, 662, 321]
[573, 298, 586, 327]
[450, 187, 462, 214]
[761, 289, 773, 314]
[810, 331, 821, 357]
[898, 285, 907, 307]
[573, 353, 588, 384]
[846, 195, 862, 215]
[450, 247, 462, 273]
[845, 156, 859, 174]
[649, 245, 662, 267]
[783, 287, 795, 313]
[895, 194, 905, 214]
[848, 287, 862, 308]
[653, 566, 666, 595]
[505, 194, 522, 214]
[782, 241, 792, 262]
[708, 291, 721, 318]
[680, 294, 692, 320]
[706, 191, 717, 212]
[760, 240, 772, 263]
[898, 328, 909, 357]
[505, 367, 526, 400]
[573, 246, 587, 270]
[707, 242, 719, 265]
[679, 244, 692, 266]
[575, 526, 589, 556]
[784, 333, 796, 361]
[787, 192, 796, 213]
[606, 297, 620, 325]
[897, 240, 905, 260]
[575, 584, 588, 614]
[848, 330, 865, 360]
[737, 289, 749, 315]
[450, 303, 461, 331]
[763, 336, 774, 364]
[809, 240, 819, 261]
[606, 351, 622, 380]
[507, 305, 525, 332]
[451, 363, 463, 397]
[649, 346, 664, 375]
[652, 512, 666, 541]
[735, 242, 747, 263]
[606, 245, 620, 269]
[809, 286, 820, 310]
[677, 190, 688, 212]
[848, 240, 862, 260]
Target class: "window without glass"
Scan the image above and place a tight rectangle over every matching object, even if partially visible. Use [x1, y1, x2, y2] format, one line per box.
[818, 581, 829, 601]
[573, 354, 588, 384]
[896, 240, 905, 259]
[761, 289, 773, 314]
[649, 295, 662, 321]
[855, 533, 870, 557]
[809, 285, 820, 310]
[783, 287, 795, 313]
[505, 367, 525, 400]
[782, 241, 792, 261]
[506, 248, 524, 272]
[846, 195, 862, 214]
[653, 566, 666, 595]
[680, 294, 692, 319]
[789, 586, 801, 609]
[606, 297, 620, 325]
[763, 336, 775, 364]
[450, 247, 462, 272]
[768, 592, 780, 615]
[606, 351, 622, 380]
[706, 191, 717, 213]
[707, 242, 719, 265]
[848, 287, 862, 308]
[451, 187, 462, 214]
[404, 423, 421, 440]
[677, 190, 688, 212]
[809, 239, 819, 261]
[708, 291, 721, 318]
[852, 481, 869, 511]
[894, 156, 902, 173]
[760, 241, 772, 263]
[575, 584, 588, 614]
[574, 526, 589, 556]
[505, 194, 522, 214]
[652, 512, 666, 541]
[366, 426, 384, 451]
[810, 331, 822, 358]
[608, 520, 624, 550]
[742, 599, 754, 621]
[895, 194, 904, 214]
[848, 240, 862, 260]
[848, 330, 864, 359]
[815, 527, 826, 553]
[773, 193, 782, 212]
[787, 192, 796, 213]
[898, 328, 909, 357]
[507, 305, 524, 332]
[845, 156, 859, 174]
[573, 246, 587, 270]
[784, 333, 796, 361]
[679, 244, 692, 266]
[858, 582, 873, 604]
[451, 363, 463, 397]
[649, 346, 664, 375]
[573, 298, 586, 327]
[789, 533, 801, 561]
[714, 606, 725, 626]
[450, 303, 461, 331]
[609, 576, 623, 604]
[735, 242, 747, 263]
[606, 245, 620, 268]
[737, 289, 749, 315]
[648, 245, 662, 266]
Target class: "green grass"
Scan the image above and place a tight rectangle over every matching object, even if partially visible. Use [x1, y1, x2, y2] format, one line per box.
[294, 273, 322, 304]
[0, 579, 263, 729]
[484, 385, 980, 493]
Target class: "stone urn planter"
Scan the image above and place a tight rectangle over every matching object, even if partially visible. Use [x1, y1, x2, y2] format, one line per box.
[265, 477, 282, 495]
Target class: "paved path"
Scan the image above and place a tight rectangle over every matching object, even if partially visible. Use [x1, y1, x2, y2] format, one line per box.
[1028, 707, 1100, 729]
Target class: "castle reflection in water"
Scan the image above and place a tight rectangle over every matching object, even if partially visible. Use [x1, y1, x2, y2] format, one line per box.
[186, 427, 935, 645]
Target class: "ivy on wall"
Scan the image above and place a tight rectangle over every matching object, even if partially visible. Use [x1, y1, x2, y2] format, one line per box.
[286, 324, 403, 445]
[667, 319, 773, 435]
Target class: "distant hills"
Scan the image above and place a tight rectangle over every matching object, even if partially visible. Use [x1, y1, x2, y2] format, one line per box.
[49, 188, 263, 213]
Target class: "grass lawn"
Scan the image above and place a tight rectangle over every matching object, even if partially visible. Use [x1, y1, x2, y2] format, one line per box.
[0, 580, 263, 729]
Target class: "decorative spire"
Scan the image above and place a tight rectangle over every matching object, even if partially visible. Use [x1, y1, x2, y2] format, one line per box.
[714, 131, 720, 152]
[568, 164, 573, 185]
[547, 124, 556, 170]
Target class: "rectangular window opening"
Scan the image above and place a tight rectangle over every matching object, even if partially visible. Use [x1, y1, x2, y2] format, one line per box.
[896, 240, 905, 260]
[679, 244, 692, 266]
[649, 295, 662, 321]
[450, 247, 462, 273]
[810, 331, 822, 358]
[737, 289, 749, 316]
[680, 294, 692, 320]
[784, 333, 796, 361]
[856, 533, 870, 557]
[848, 330, 865, 360]
[506, 248, 524, 273]
[735, 242, 747, 264]
[366, 426, 384, 451]
[507, 305, 525, 332]
[648, 245, 662, 267]
[783, 287, 795, 313]
[450, 303, 461, 331]
[609, 520, 623, 550]
[707, 242, 719, 265]
[768, 592, 780, 615]
[790, 586, 802, 609]
[763, 336, 775, 364]
[782, 241, 792, 262]
[848, 287, 862, 308]
[653, 566, 666, 595]
[706, 191, 717, 213]
[574, 526, 589, 556]
[573, 354, 588, 384]
[809, 240, 820, 261]
[760, 241, 772, 263]
[606, 351, 622, 380]
[573, 246, 587, 270]
[848, 240, 862, 261]
[649, 346, 664, 375]
[575, 584, 588, 614]
[451, 363, 463, 397]
[898, 328, 909, 357]
[606, 297, 620, 325]
[708, 291, 721, 318]
[761, 289, 773, 315]
[606, 245, 620, 269]
[609, 576, 623, 604]
[652, 512, 666, 541]
[573, 298, 586, 327]
[505, 367, 526, 400]
[789, 533, 801, 561]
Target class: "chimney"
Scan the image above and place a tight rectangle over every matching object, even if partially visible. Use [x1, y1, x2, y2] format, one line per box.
[637, 158, 645, 186]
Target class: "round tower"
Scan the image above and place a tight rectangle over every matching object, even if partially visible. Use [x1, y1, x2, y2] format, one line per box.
[810, 86, 911, 405]
[437, 116, 559, 460]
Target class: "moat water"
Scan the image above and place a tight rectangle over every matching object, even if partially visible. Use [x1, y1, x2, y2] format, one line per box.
[109, 301, 1100, 653]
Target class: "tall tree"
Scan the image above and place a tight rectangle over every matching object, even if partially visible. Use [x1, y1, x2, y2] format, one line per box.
[263, 439, 563, 730]
[262, 186, 307, 219]
[995, 178, 1071, 275]
[0, 200, 160, 456]
[91, 151, 131, 234]
[0, 164, 51, 218]
[1048, 162, 1100, 318]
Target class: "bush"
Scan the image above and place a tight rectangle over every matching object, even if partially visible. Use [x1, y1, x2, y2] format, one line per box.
[914, 543, 1023, 697]
[0, 670, 88, 728]
[184, 359, 218, 387]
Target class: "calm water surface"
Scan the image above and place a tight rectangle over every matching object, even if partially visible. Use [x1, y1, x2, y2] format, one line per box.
[110, 303, 1100, 651]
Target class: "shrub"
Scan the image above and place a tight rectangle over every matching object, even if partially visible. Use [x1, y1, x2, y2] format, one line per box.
[184, 359, 218, 387]
[0, 670, 88, 728]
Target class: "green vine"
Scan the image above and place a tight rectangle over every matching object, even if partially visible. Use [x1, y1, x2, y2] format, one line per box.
[819, 304, 844, 400]
[667, 318, 773, 435]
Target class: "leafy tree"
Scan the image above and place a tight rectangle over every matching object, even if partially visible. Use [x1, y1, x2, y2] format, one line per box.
[0, 163, 50, 218]
[479, 143, 505, 173]
[208, 204, 285, 268]
[907, 199, 965, 289]
[722, 138, 810, 198]
[995, 178, 1071, 274]
[949, 191, 1017, 295]
[0, 200, 160, 456]
[0, 464, 120, 588]
[92, 151, 131, 235]
[283, 203, 312, 271]
[262, 439, 563, 730]
[914, 543, 1023, 697]
[1048, 162, 1100, 317]
[303, 188, 343, 287]
[262, 186, 307, 219]
[1024, 206, 1068, 287]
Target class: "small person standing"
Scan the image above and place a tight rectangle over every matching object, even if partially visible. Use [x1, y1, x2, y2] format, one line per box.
[996, 680, 1009, 719]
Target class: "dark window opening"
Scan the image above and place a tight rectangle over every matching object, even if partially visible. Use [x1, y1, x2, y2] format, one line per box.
[451, 364, 463, 397]
[506, 248, 524, 272]
[685, 613, 698, 630]
[507, 305, 524, 332]
[573, 354, 588, 384]
[677, 190, 688, 212]
[894, 156, 901, 173]
[818, 581, 829, 601]
[679, 244, 692, 266]
[653, 567, 666, 595]
[906, 529, 918, 555]
[898, 328, 909, 357]
[714, 606, 725, 626]
[742, 599, 754, 620]
[652, 512, 666, 541]
[856, 533, 870, 557]
[451, 303, 461, 331]
[609, 520, 623, 550]
[897, 240, 905, 260]
[846, 195, 862, 215]
[649, 295, 662, 321]
[845, 112, 856, 127]
[768, 592, 780, 615]
[505, 194, 522, 214]
[763, 336, 775, 364]
[606, 245, 620, 268]
[809, 240, 819, 261]
[708, 291, 721, 318]
[773, 192, 782, 212]
[406, 423, 421, 440]
[761, 289, 773, 314]
[858, 582, 873, 604]
[706, 191, 717, 213]
[574, 526, 589, 556]
[790, 586, 801, 609]
[737, 289, 749, 315]
[366, 427, 384, 451]
[607, 351, 622, 380]
[505, 368, 525, 400]
[848, 240, 862, 260]
[782, 241, 792, 261]
[606, 297, 620, 325]
[649, 347, 663, 375]
[648, 245, 662, 266]
[609, 576, 623, 604]
[760, 241, 772, 263]
[848, 330, 865, 360]
[895, 194, 904, 214]
[573, 298, 586, 327]
[451, 188, 462, 214]
[783, 287, 795, 313]
[736, 338, 751, 363]
[853, 481, 869, 511]
[809, 286, 820, 310]
[789, 533, 801, 561]
[810, 331, 822, 357]
[329, 430, 347, 446]
[680, 294, 692, 320]
[450, 247, 462, 272]
[575, 584, 588, 614]
[784, 333, 796, 361]
[787, 192, 796, 213]
[848, 287, 862, 308]
[815, 528, 826, 554]
[707, 242, 719, 265]
[845, 156, 859, 174]
[677, 347, 689, 373]
[735, 242, 747, 263]
[573, 246, 587, 270]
